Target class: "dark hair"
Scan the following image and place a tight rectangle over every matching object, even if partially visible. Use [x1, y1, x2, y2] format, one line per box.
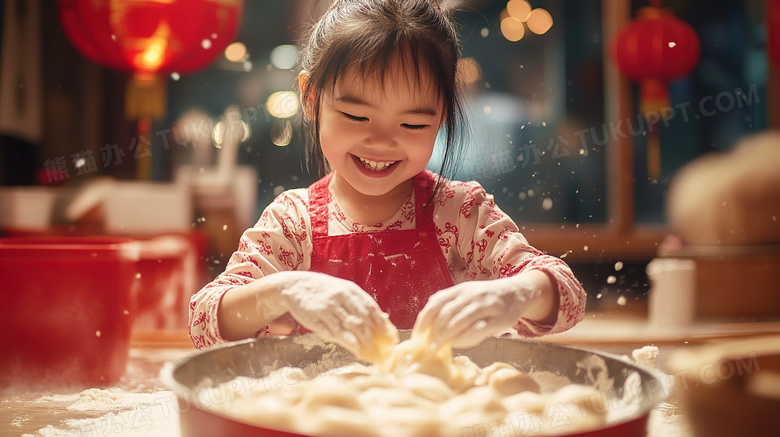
[298, 0, 466, 192]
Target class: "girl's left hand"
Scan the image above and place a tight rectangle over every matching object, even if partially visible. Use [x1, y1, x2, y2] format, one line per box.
[414, 274, 548, 349]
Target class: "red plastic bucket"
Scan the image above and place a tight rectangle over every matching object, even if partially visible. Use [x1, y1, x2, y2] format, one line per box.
[0, 236, 140, 389]
[133, 233, 207, 330]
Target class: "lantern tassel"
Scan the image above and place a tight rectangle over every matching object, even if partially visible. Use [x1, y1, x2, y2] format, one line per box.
[647, 127, 661, 181]
[640, 78, 669, 181]
[134, 116, 153, 181]
[125, 72, 166, 121]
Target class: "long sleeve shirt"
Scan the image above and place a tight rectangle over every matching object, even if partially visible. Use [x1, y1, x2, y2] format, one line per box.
[189, 175, 586, 349]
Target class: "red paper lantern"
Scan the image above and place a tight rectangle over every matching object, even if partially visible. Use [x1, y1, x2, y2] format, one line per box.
[57, 0, 243, 75]
[612, 3, 700, 179]
[57, 0, 243, 179]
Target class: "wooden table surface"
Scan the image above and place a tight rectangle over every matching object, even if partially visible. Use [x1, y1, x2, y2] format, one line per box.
[1, 332, 194, 437]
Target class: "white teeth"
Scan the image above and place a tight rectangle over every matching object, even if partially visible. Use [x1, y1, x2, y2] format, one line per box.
[357, 156, 396, 171]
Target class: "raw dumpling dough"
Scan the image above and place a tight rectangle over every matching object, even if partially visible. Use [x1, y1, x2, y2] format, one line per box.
[207, 328, 608, 437]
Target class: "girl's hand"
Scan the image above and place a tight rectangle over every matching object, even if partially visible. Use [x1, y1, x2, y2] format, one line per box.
[279, 272, 398, 363]
[414, 271, 556, 349]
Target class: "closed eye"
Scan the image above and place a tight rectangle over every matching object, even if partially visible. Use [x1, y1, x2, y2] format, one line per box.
[402, 123, 430, 130]
[341, 112, 367, 122]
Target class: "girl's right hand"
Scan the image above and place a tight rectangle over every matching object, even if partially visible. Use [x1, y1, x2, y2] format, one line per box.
[279, 271, 398, 363]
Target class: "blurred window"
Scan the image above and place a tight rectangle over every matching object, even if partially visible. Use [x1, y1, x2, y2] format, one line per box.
[432, 0, 767, 228]
[163, 0, 769, 260]
[431, 0, 609, 225]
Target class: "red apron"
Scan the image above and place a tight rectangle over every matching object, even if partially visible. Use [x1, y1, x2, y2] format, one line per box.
[307, 170, 455, 329]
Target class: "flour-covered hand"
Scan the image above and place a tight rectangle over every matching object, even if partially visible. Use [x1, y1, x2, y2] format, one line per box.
[415, 275, 548, 349]
[279, 271, 398, 362]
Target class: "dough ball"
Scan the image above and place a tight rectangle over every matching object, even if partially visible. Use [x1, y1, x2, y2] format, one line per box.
[358, 386, 429, 408]
[400, 372, 456, 403]
[477, 362, 540, 396]
[501, 390, 548, 415]
[667, 131, 780, 245]
[294, 375, 362, 411]
[439, 385, 507, 417]
[227, 394, 294, 430]
[631, 345, 659, 369]
[348, 373, 398, 391]
[366, 406, 443, 437]
[299, 406, 378, 437]
[447, 355, 481, 392]
[551, 384, 604, 413]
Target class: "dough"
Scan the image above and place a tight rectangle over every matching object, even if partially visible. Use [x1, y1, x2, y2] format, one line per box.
[207, 330, 608, 436]
[667, 131, 780, 245]
[476, 362, 541, 396]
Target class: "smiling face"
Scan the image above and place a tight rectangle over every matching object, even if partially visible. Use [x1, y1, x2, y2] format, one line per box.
[314, 55, 444, 200]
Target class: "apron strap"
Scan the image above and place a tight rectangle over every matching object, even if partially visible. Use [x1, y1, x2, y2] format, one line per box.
[413, 170, 436, 227]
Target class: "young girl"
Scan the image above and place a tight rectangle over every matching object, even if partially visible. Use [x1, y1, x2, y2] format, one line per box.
[189, 0, 586, 360]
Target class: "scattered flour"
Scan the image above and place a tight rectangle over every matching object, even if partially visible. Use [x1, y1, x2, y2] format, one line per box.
[24, 411, 180, 437]
[26, 389, 180, 437]
[11, 415, 26, 428]
[632, 345, 660, 369]
[647, 401, 693, 437]
[36, 388, 163, 411]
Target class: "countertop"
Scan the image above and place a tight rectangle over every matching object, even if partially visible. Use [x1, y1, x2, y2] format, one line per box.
[4, 317, 778, 437]
[0, 329, 195, 437]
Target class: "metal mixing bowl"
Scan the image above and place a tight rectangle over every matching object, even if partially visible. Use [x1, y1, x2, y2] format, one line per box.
[162, 333, 666, 437]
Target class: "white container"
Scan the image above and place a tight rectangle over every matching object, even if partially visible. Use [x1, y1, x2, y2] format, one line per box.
[174, 165, 257, 231]
[104, 182, 192, 235]
[0, 186, 69, 229]
[647, 258, 697, 327]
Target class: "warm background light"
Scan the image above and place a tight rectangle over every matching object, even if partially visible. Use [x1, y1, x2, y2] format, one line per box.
[501, 1, 553, 42]
[456, 57, 482, 84]
[133, 23, 170, 71]
[224, 42, 247, 62]
[271, 120, 294, 146]
[270, 44, 298, 70]
[266, 91, 299, 118]
[500, 16, 526, 42]
[212, 120, 251, 148]
[526, 8, 553, 35]
[506, 0, 532, 22]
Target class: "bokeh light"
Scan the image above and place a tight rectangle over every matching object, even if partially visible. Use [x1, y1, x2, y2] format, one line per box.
[266, 91, 299, 118]
[501, 2, 554, 41]
[212, 120, 251, 148]
[507, 0, 532, 22]
[456, 57, 482, 84]
[271, 120, 293, 146]
[501, 16, 526, 42]
[224, 42, 247, 62]
[213, 120, 226, 148]
[526, 8, 553, 35]
[270, 45, 298, 70]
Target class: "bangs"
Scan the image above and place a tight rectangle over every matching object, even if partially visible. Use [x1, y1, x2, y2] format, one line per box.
[317, 37, 450, 106]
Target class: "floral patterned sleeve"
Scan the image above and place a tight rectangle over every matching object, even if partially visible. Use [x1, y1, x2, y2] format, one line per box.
[188, 190, 311, 349]
[436, 180, 586, 337]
